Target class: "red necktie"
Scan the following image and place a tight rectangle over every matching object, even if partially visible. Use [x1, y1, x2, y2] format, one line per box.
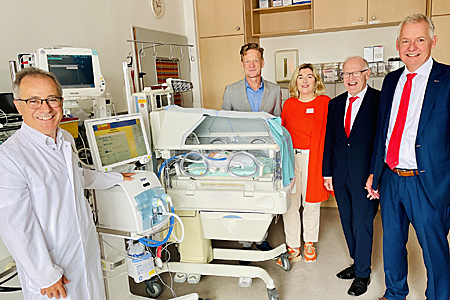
[345, 96, 358, 137]
[386, 73, 417, 169]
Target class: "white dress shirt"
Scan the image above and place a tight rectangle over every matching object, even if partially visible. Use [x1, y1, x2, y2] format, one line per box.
[344, 85, 368, 131]
[0, 123, 122, 300]
[385, 57, 433, 169]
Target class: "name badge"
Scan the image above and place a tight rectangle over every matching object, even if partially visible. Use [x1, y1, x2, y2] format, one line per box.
[306, 108, 314, 114]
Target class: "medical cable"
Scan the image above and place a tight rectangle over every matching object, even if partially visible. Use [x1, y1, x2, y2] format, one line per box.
[179, 151, 210, 177]
[78, 133, 91, 167]
[139, 221, 173, 247]
[157, 154, 185, 179]
[0, 272, 21, 292]
[138, 208, 175, 247]
[0, 109, 8, 128]
[156, 244, 177, 298]
[163, 212, 184, 242]
[227, 151, 260, 178]
[77, 148, 94, 169]
[101, 237, 129, 257]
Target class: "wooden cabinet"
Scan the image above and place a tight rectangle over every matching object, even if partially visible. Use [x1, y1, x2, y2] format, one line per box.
[432, 0, 450, 16]
[198, 35, 246, 110]
[314, 0, 367, 30]
[250, 0, 313, 37]
[431, 0, 450, 64]
[196, 0, 244, 38]
[314, 0, 426, 31]
[196, 0, 257, 109]
[367, 0, 427, 25]
[431, 15, 450, 65]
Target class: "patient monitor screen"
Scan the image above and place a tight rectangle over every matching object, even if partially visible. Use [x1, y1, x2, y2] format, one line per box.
[92, 119, 147, 167]
[47, 54, 95, 88]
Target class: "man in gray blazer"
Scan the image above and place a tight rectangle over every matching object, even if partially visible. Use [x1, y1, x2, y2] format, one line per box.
[222, 43, 280, 259]
[222, 43, 282, 117]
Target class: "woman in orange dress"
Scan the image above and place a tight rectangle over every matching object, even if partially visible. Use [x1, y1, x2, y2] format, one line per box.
[278, 63, 331, 266]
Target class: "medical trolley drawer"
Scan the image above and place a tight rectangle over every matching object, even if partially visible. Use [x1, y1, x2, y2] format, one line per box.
[200, 211, 272, 242]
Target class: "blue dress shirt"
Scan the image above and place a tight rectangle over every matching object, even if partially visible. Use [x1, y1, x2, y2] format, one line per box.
[245, 78, 264, 112]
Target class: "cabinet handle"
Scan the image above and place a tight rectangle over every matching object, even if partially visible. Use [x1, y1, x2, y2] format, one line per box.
[359, 17, 363, 21]
[236, 26, 241, 31]
[372, 16, 376, 20]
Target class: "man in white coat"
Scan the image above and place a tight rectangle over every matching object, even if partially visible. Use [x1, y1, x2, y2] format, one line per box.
[0, 67, 133, 299]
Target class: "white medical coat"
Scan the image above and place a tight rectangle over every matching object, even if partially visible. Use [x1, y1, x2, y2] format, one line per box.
[0, 124, 123, 300]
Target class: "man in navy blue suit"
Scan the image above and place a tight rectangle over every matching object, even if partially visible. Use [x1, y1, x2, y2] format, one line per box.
[366, 14, 450, 300]
[323, 56, 380, 296]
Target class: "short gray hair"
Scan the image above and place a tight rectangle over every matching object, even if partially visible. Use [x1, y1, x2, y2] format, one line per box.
[397, 13, 435, 41]
[343, 56, 369, 70]
[13, 67, 63, 99]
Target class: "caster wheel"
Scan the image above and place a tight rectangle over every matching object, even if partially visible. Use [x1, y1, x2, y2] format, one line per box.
[279, 253, 291, 272]
[267, 288, 280, 300]
[145, 282, 163, 298]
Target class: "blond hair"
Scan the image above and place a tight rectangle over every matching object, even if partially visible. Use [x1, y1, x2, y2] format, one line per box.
[289, 63, 326, 98]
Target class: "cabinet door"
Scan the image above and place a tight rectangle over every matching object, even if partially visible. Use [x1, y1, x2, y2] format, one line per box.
[368, 0, 426, 25]
[199, 35, 245, 109]
[432, 16, 450, 65]
[314, 0, 367, 30]
[196, 0, 244, 38]
[432, 0, 450, 16]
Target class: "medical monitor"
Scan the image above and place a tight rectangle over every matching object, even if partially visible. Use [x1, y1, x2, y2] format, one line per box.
[35, 47, 105, 98]
[0, 93, 19, 115]
[84, 114, 151, 172]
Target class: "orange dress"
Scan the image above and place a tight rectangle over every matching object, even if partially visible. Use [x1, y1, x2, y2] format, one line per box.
[281, 95, 331, 203]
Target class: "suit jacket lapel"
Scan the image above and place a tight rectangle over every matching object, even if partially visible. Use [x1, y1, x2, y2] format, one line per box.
[417, 61, 442, 138]
[380, 69, 403, 142]
[260, 78, 270, 112]
[335, 93, 348, 139]
[239, 79, 252, 111]
[350, 87, 373, 136]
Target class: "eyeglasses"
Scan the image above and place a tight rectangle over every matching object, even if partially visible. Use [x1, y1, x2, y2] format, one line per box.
[16, 97, 63, 109]
[341, 69, 368, 79]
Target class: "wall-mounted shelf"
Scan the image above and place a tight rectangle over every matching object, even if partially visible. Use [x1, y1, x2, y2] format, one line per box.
[250, 1, 312, 37]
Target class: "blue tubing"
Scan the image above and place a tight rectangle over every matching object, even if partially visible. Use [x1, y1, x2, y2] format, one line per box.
[157, 155, 184, 178]
[138, 207, 175, 248]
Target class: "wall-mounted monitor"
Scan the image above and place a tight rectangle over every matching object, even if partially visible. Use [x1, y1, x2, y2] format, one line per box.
[35, 47, 106, 99]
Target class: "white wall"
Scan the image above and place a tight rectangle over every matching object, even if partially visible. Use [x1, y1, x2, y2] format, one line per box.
[183, 0, 202, 108]
[260, 26, 400, 83]
[0, 0, 202, 112]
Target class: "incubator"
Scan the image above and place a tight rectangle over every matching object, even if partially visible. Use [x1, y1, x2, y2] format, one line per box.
[150, 106, 294, 299]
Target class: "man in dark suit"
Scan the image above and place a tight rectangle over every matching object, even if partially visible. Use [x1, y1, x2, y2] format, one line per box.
[366, 14, 450, 300]
[323, 56, 380, 296]
[222, 43, 282, 117]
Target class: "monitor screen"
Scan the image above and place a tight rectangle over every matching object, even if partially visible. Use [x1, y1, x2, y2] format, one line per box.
[0, 93, 19, 114]
[35, 48, 105, 98]
[85, 114, 151, 172]
[47, 54, 95, 89]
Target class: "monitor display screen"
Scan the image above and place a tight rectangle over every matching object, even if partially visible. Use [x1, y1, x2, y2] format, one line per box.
[47, 54, 95, 89]
[92, 118, 148, 167]
[0, 93, 19, 114]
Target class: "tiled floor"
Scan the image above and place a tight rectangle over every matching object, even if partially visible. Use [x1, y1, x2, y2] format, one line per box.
[131, 207, 430, 300]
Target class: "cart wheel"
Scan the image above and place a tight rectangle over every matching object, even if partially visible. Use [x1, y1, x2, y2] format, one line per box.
[267, 288, 280, 300]
[279, 253, 291, 272]
[145, 282, 163, 298]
